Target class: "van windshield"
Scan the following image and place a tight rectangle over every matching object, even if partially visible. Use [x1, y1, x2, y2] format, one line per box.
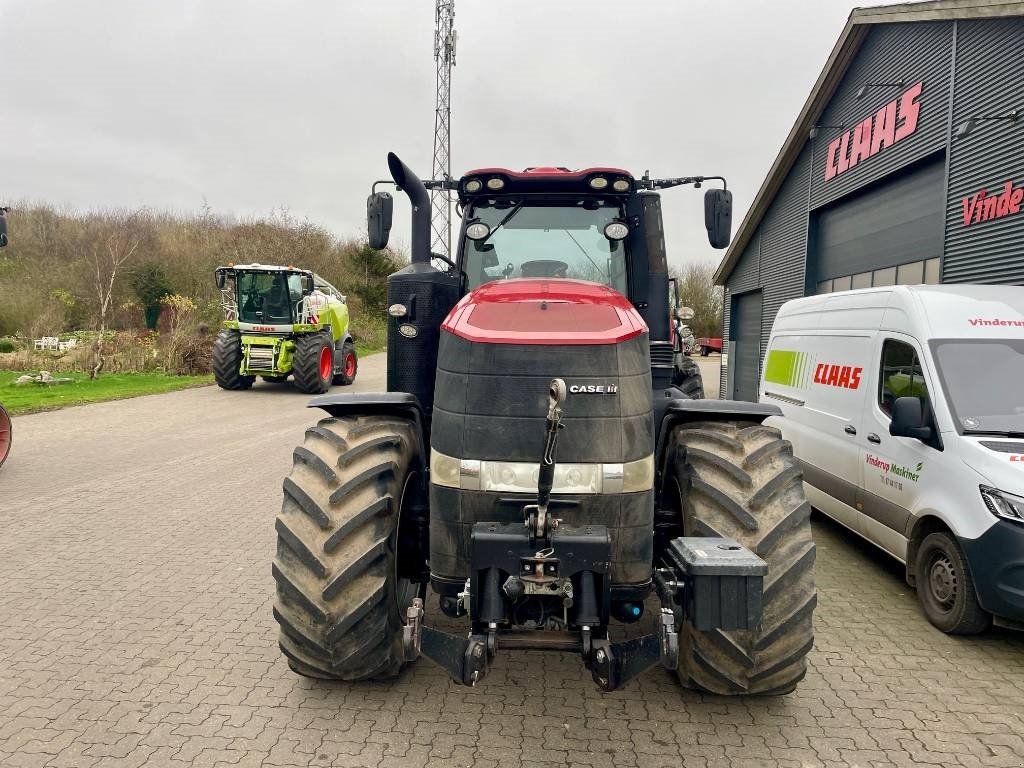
[931, 339, 1024, 435]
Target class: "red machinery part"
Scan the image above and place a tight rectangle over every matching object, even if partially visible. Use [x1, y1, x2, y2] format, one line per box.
[0, 403, 11, 468]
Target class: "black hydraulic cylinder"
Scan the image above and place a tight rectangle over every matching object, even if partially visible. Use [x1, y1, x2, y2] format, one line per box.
[575, 570, 601, 626]
[478, 567, 505, 624]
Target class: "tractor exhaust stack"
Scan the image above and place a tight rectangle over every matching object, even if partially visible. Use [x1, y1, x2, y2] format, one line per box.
[387, 152, 432, 264]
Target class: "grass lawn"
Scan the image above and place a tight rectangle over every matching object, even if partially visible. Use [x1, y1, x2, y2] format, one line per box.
[0, 371, 213, 416]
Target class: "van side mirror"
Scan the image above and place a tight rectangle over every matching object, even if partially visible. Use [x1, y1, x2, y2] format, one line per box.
[704, 188, 732, 249]
[890, 397, 932, 441]
[367, 191, 394, 250]
[0, 209, 8, 248]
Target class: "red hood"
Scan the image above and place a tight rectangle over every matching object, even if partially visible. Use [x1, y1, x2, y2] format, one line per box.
[441, 279, 647, 345]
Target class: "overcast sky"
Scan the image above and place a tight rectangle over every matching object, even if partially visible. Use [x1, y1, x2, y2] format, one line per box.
[1, 0, 905, 270]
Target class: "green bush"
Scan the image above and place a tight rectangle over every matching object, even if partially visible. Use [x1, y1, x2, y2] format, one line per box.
[0, 338, 17, 353]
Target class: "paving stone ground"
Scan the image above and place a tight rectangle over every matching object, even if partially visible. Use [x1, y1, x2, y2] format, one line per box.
[1, 354, 1022, 768]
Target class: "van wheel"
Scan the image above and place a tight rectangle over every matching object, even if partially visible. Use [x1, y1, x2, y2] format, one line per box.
[915, 531, 990, 634]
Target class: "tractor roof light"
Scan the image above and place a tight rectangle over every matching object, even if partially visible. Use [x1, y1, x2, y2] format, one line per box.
[486, 177, 505, 191]
[466, 222, 491, 240]
[464, 178, 482, 193]
[612, 178, 631, 192]
[604, 221, 629, 241]
[589, 176, 609, 190]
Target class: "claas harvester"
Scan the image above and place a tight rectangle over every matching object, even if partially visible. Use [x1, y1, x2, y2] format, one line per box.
[271, 154, 816, 694]
[213, 264, 357, 393]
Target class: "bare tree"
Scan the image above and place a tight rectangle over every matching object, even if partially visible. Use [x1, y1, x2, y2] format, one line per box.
[86, 211, 143, 379]
[672, 260, 724, 339]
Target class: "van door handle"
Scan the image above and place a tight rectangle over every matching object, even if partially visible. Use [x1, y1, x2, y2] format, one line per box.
[867, 433, 881, 444]
[844, 425, 857, 436]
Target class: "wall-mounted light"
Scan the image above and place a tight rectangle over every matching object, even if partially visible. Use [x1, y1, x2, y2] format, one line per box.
[808, 124, 844, 139]
[956, 108, 1020, 138]
[856, 80, 904, 99]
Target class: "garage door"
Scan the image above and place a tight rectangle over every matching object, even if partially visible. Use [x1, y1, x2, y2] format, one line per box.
[815, 158, 944, 282]
[731, 291, 762, 402]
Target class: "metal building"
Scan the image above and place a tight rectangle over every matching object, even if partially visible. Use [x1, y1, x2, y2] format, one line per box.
[715, 0, 1024, 402]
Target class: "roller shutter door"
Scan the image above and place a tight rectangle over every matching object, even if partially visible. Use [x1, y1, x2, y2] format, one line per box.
[730, 291, 762, 403]
[816, 159, 944, 281]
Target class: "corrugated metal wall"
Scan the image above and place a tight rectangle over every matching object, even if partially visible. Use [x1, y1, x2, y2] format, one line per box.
[943, 18, 1024, 284]
[810, 22, 953, 210]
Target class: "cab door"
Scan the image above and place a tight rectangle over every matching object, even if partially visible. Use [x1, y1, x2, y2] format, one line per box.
[858, 334, 936, 559]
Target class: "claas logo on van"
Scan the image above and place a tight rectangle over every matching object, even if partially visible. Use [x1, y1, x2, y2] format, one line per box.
[813, 363, 863, 390]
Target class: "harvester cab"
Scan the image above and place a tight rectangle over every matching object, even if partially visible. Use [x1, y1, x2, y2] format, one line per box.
[212, 264, 358, 393]
[272, 153, 816, 696]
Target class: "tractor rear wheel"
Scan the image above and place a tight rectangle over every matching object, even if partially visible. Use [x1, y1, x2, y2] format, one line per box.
[273, 415, 423, 680]
[661, 420, 816, 695]
[293, 333, 333, 394]
[0, 404, 11, 469]
[212, 329, 254, 390]
[333, 342, 358, 386]
[672, 355, 705, 399]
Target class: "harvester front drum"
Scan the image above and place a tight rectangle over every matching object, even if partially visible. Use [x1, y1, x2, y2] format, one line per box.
[273, 415, 423, 680]
[292, 332, 334, 394]
[212, 329, 255, 390]
[661, 419, 816, 695]
[333, 342, 358, 386]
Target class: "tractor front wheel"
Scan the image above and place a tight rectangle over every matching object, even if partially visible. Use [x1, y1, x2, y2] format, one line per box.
[273, 415, 423, 679]
[212, 329, 254, 390]
[672, 355, 705, 399]
[661, 420, 816, 695]
[333, 342, 358, 386]
[292, 333, 334, 394]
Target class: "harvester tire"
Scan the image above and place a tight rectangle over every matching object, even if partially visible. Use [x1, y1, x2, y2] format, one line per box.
[212, 329, 254, 390]
[672, 355, 705, 399]
[333, 342, 358, 386]
[661, 420, 816, 695]
[293, 333, 333, 394]
[273, 415, 423, 680]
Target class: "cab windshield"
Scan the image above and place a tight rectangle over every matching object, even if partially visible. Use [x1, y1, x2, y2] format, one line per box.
[931, 338, 1024, 435]
[461, 200, 628, 292]
[237, 271, 303, 324]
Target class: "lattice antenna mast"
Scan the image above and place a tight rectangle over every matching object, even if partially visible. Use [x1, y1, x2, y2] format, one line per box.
[431, 0, 456, 259]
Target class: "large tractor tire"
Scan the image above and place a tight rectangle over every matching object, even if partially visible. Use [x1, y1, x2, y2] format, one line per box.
[660, 420, 816, 695]
[672, 355, 705, 399]
[272, 415, 423, 680]
[333, 342, 358, 386]
[212, 329, 254, 390]
[0, 403, 11, 469]
[293, 332, 334, 394]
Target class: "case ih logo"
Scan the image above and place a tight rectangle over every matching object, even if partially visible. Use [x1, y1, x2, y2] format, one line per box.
[962, 180, 1024, 227]
[824, 82, 923, 181]
[568, 384, 618, 394]
[813, 363, 863, 390]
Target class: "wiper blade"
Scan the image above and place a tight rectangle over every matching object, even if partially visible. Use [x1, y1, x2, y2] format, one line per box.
[963, 429, 1024, 438]
[479, 202, 523, 245]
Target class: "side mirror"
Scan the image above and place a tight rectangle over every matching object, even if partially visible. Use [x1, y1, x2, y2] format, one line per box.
[0, 210, 8, 248]
[890, 397, 932, 441]
[301, 275, 315, 294]
[215, 270, 226, 290]
[367, 191, 394, 250]
[704, 188, 733, 249]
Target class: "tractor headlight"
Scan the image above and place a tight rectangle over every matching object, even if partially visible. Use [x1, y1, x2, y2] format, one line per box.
[612, 178, 631, 192]
[622, 455, 654, 492]
[388, 303, 408, 317]
[589, 176, 609, 190]
[486, 177, 505, 191]
[430, 450, 462, 488]
[980, 486, 1024, 525]
[464, 179, 482, 193]
[466, 222, 491, 240]
[604, 221, 629, 241]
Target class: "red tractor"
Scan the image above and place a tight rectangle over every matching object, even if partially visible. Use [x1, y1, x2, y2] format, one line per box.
[271, 154, 815, 695]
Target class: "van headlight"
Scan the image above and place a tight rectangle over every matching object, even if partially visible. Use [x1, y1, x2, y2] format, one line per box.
[980, 485, 1024, 525]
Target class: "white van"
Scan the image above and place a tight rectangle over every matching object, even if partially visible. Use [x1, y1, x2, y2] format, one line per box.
[760, 285, 1024, 634]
